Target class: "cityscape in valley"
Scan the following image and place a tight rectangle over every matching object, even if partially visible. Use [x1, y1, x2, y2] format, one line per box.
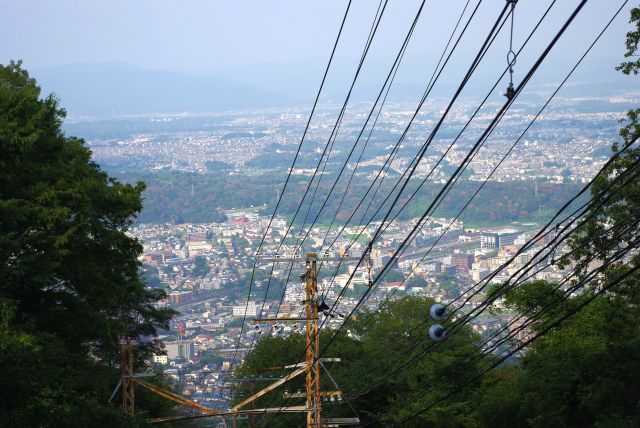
[81, 89, 634, 407]
[132, 212, 551, 406]
[83, 96, 627, 183]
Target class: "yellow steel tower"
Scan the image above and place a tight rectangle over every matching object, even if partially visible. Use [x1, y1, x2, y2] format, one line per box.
[114, 251, 361, 426]
[304, 253, 321, 427]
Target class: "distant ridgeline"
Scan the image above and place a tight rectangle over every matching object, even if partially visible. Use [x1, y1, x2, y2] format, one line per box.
[120, 170, 585, 225]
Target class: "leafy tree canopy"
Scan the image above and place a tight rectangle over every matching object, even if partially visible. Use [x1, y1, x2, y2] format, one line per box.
[0, 61, 175, 426]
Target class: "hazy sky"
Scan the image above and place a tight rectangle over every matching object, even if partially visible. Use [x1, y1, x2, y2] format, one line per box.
[1, 1, 635, 72]
[1, 0, 637, 115]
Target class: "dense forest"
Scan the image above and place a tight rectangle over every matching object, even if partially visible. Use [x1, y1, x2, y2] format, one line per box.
[123, 169, 583, 226]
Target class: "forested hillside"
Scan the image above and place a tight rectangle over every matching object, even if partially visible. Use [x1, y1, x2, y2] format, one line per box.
[123, 169, 584, 226]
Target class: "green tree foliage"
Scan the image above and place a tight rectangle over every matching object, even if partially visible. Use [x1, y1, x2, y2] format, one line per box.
[231, 235, 251, 254]
[476, 291, 640, 428]
[192, 255, 211, 277]
[0, 61, 175, 426]
[617, 6, 640, 75]
[234, 296, 487, 427]
[122, 170, 583, 227]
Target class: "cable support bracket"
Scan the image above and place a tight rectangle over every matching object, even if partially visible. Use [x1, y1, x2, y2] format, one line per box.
[505, 0, 518, 100]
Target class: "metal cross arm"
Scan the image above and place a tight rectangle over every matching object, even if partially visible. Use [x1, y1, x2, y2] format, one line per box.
[252, 316, 319, 322]
[256, 255, 363, 263]
[230, 365, 308, 412]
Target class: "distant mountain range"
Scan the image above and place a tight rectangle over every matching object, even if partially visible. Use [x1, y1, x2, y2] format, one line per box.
[32, 58, 633, 119]
[33, 62, 294, 117]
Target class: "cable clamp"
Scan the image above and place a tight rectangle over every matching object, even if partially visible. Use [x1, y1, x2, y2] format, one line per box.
[504, 83, 516, 100]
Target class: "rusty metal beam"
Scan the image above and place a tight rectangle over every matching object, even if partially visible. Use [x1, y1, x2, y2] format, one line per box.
[256, 255, 361, 263]
[230, 365, 307, 412]
[283, 391, 342, 399]
[253, 317, 318, 322]
[131, 377, 218, 414]
[147, 406, 308, 424]
[121, 345, 135, 415]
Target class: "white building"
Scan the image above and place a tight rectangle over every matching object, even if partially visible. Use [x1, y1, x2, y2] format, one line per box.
[152, 354, 168, 365]
[233, 301, 257, 317]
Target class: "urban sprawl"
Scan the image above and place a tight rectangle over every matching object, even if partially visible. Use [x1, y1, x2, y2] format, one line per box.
[82, 96, 637, 408]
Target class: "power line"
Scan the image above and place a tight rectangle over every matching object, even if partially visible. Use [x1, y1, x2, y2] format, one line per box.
[219, 0, 354, 402]
[227, 0, 395, 418]
[309, 0, 484, 295]
[344, 151, 640, 397]
[258, 2, 518, 421]
[344, 191, 640, 392]
[315, 0, 492, 300]
[247, 0, 390, 336]
[398, 262, 640, 426]
[239, 0, 392, 365]
[446, 144, 640, 327]
[340, 0, 610, 342]
[271, 0, 423, 317]
[362, 207, 640, 425]
[316, 1, 513, 329]
[315, 0, 476, 266]
[252, 0, 623, 423]
[362, 138, 640, 413]
[318, 0, 578, 363]
[346, 208, 640, 401]
[325, 106, 638, 426]
[334, 0, 560, 309]
[446, 163, 640, 341]
[316, 12, 640, 418]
